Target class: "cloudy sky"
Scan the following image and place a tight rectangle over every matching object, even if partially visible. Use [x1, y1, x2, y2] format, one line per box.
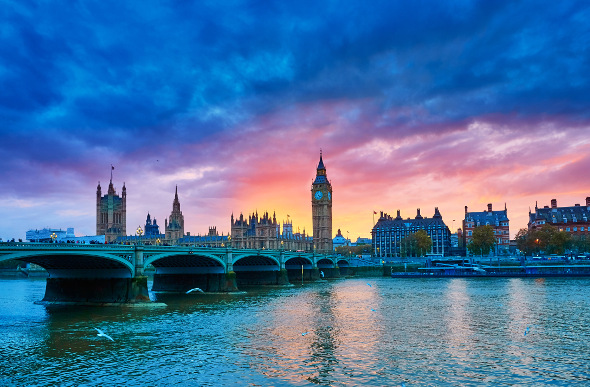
[1, 0, 589, 241]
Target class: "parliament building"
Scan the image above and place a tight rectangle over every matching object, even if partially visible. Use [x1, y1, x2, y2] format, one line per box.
[96, 174, 126, 243]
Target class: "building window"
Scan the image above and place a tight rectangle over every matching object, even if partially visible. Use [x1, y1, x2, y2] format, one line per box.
[468, 231, 472, 236]
[566, 228, 570, 232]
[574, 227, 577, 232]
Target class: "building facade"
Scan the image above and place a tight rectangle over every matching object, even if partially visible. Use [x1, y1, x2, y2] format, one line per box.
[528, 197, 590, 236]
[179, 227, 229, 247]
[144, 213, 160, 237]
[231, 212, 313, 251]
[372, 208, 451, 258]
[311, 152, 333, 252]
[164, 186, 184, 242]
[332, 229, 350, 250]
[96, 175, 126, 243]
[463, 203, 510, 254]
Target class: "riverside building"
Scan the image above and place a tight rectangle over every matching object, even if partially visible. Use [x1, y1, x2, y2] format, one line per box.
[528, 197, 590, 236]
[463, 203, 510, 255]
[96, 173, 126, 243]
[372, 208, 451, 258]
[231, 212, 313, 251]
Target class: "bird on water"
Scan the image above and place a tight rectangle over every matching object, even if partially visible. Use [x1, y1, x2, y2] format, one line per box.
[95, 328, 114, 342]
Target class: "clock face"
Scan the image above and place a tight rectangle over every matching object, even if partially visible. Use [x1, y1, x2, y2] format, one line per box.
[328, 192, 331, 200]
[314, 190, 323, 200]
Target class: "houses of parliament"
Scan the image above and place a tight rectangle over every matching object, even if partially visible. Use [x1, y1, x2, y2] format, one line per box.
[97, 154, 334, 252]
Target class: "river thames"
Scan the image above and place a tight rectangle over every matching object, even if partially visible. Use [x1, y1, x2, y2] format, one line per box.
[1, 276, 589, 386]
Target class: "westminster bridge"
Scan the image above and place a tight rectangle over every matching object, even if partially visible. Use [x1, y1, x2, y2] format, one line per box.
[0, 243, 350, 303]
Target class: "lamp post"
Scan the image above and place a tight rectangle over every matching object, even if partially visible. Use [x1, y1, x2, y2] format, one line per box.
[136, 226, 143, 245]
[50, 233, 57, 243]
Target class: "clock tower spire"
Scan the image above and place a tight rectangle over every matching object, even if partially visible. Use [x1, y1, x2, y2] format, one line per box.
[311, 151, 333, 252]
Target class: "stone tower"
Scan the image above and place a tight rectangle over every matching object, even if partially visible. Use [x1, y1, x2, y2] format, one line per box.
[311, 151, 333, 252]
[96, 169, 126, 243]
[165, 185, 184, 243]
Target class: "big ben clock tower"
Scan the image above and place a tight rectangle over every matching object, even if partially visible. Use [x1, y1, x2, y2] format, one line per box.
[311, 151, 333, 252]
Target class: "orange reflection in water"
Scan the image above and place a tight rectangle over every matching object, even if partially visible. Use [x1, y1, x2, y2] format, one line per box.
[442, 279, 475, 363]
[238, 281, 383, 385]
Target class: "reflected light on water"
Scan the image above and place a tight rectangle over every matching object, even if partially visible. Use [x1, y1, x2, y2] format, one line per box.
[2, 277, 590, 385]
[442, 279, 475, 363]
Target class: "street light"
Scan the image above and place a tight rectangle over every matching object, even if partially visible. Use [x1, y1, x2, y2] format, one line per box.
[136, 226, 143, 245]
[50, 233, 57, 243]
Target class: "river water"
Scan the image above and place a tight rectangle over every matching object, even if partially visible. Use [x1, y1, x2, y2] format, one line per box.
[1, 277, 589, 386]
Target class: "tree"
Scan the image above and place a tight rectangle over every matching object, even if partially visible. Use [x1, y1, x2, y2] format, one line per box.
[400, 233, 417, 257]
[414, 230, 432, 257]
[515, 228, 538, 257]
[467, 225, 496, 257]
[336, 244, 371, 257]
[515, 225, 572, 256]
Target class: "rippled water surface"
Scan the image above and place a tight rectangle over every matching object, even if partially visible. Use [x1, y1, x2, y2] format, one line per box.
[1, 277, 590, 386]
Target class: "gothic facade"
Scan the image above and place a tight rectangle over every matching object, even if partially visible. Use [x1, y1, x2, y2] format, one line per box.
[311, 152, 333, 252]
[96, 175, 126, 243]
[165, 186, 185, 242]
[144, 213, 161, 236]
[231, 212, 313, 251]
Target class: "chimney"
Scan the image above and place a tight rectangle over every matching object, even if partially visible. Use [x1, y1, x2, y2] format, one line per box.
[487, 203, 492, 212]
[551, 199, 557, 208]
[465, 205, 468, 215]
[586, 197, 590, 207]
[416, 208, 423, 219]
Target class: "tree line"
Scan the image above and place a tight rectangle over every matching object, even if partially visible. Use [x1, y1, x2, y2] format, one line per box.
[515, 224, 589, 257]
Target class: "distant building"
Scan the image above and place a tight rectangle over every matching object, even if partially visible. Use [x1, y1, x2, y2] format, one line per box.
[372, 208, 451, 257]
[463, 203, 510, 255]
[26, 228, 74, 242]
[332, 229, 350, 249]
[231, 212, 313, 251]
[528, 197, 590, 237]
[165, 186, 185, 242]
[179, 226, 229, 247]
[96, 173, 126, 243]
[354, 237, 372, 245]
[26, 228, 104, 244]
[144, 213, 160, 236]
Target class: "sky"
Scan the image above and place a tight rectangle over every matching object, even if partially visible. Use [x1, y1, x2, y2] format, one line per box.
[1, 0, 590, 242]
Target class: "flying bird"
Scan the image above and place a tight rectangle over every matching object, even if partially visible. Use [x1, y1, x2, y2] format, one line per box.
[94, 328, 114, 342]
[367, 283, 372, 287]
[186, 288, 205, 294]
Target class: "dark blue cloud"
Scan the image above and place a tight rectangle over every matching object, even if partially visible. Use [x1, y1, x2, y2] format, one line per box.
[1, 0, 589, 199]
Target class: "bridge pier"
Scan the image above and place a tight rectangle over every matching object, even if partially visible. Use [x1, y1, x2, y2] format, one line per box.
[235, 269, 289, 286]
[320, 267, 341, 279]
[42, 276, 150, 304]
[152, 272, 238, 293]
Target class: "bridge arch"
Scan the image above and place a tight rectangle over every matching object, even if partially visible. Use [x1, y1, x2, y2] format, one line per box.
[0, 250, 134, 278]
[145, 252, 226, 274]
[232, 253, 280, 270]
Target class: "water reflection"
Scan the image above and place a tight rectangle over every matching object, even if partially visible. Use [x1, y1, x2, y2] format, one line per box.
[2, 277, 590, 385]
[442, 279, 475, 364]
